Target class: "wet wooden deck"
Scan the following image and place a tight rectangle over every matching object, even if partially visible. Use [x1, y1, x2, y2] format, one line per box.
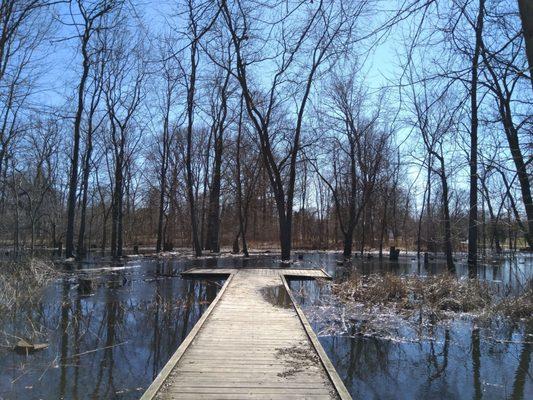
[141, 268, 350, 400]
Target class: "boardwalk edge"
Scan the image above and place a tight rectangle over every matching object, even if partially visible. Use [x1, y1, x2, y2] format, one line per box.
[281, 274, 352, 400]
[140, 273, 234, 400]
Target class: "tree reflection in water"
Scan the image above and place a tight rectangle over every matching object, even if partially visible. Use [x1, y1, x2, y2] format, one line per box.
[0, 252, 530, 400]
[0, 259, 221, 400]
[300, 308, 532, 400]
[510, 321, 532, 400]
[289, 253, 532, 400]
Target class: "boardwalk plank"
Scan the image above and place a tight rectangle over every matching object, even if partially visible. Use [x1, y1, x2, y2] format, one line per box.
[141, 268, 349, 400]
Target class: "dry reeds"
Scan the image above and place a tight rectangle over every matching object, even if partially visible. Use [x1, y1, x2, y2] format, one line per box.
[0, 258, 59, 312]
[332, 272, 531, 320]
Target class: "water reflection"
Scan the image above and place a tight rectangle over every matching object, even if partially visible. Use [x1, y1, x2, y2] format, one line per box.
[288, 253, 533, 400]
[301, 320, 532, 400]
[0, 259, 221, 400]
[261, 285, 292, 308]
[19, 250, 533, 291]
[0, 252, 530, 399]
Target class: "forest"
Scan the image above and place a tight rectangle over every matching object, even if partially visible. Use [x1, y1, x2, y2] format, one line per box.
[0, 1, 531, 400]
[0, 0, 530, 271]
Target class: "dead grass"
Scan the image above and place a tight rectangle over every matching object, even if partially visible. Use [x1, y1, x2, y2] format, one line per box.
[332, 272, 531, 320]
[494, 289, 533, 320]
[275, 344, 320, 378]
[0, 258, 60, 312]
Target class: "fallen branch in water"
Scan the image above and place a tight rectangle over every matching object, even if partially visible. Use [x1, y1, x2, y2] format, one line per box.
[65, 341, 129, 359]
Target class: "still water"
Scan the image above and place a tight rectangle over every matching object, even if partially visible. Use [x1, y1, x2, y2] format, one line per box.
[0, 251, 531, 399]
[291, 252, 533, 400]
[0, 258, 225, 400]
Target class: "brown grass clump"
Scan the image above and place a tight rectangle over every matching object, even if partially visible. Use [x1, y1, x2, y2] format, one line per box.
[332, 272, 530, 320]
[412, 274, 492, 312]
[0, 258, 59, 312]
[493, 289, 533, 320]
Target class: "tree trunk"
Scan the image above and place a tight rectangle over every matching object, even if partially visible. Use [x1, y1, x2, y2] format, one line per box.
[156, 128, 169, 253]
[111, 149, 123, 259]
[13, 192, 19, 255]
[240, 216, 249, 258]
[279, 217, 292, 261]
[156, 170, 166, 253]
[77, 132, 93, 258]
[101, 216, 107, 255]
[111, 188, 118, 258]
[426, 156, 433, 252]
[504, 127, 533, 248]
[518, 0, 533, 91]
[232, 230, 240, 254]
[481, 24, 533, 250]
[481, 177, 502, 253]
[205, 134, 222, 252]
[498, 169, 532, 248]
[199, 132, 211, 249]
[360, 211, 366, 256]
[186, 159, 202, 256]
[185, 37, 202, 257]
[467, 0, 485, 277]
[379, 198, 388, 258]
[66, 30, 91, 258]
[439, 158, 455, 273]
[343, 230, 353, 259]
[417, 183, 428, 258]
[235, 99, 249, 258]
[502, 114, 533, 249]
[117, 182, 123, 258]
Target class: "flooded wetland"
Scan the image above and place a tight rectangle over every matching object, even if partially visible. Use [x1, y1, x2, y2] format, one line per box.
[0, 252, 531, 399]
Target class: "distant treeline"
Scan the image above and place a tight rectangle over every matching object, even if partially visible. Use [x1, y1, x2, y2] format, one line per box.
[0, 1, 531, 276]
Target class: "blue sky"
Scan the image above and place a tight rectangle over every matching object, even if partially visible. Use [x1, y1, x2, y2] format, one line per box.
[37, 0, 403, 108]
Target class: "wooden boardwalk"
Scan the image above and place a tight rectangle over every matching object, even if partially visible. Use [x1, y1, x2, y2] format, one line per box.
[141, 268, 350, 400]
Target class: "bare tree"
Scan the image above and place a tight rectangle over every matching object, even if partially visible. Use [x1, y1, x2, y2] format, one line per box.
[409, 81, 457, 273]
[155, 39, 181, 253]
[479, 18, 533, 249]
[173, 0, 221, 256]
[311, 74, 386, 258]
[16, 117, 60, 252]
[466, 0, 485, 276]
[103, 20, 146, 259]
[0, 1, 52, 211]
[221, 0, 363, 260]
[76, 44, 107, 257]
[233, 96, 261, 256]
[204, 42, 233, 253]
[479, 163, 502, 253]
[65, 0, 119, 258]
